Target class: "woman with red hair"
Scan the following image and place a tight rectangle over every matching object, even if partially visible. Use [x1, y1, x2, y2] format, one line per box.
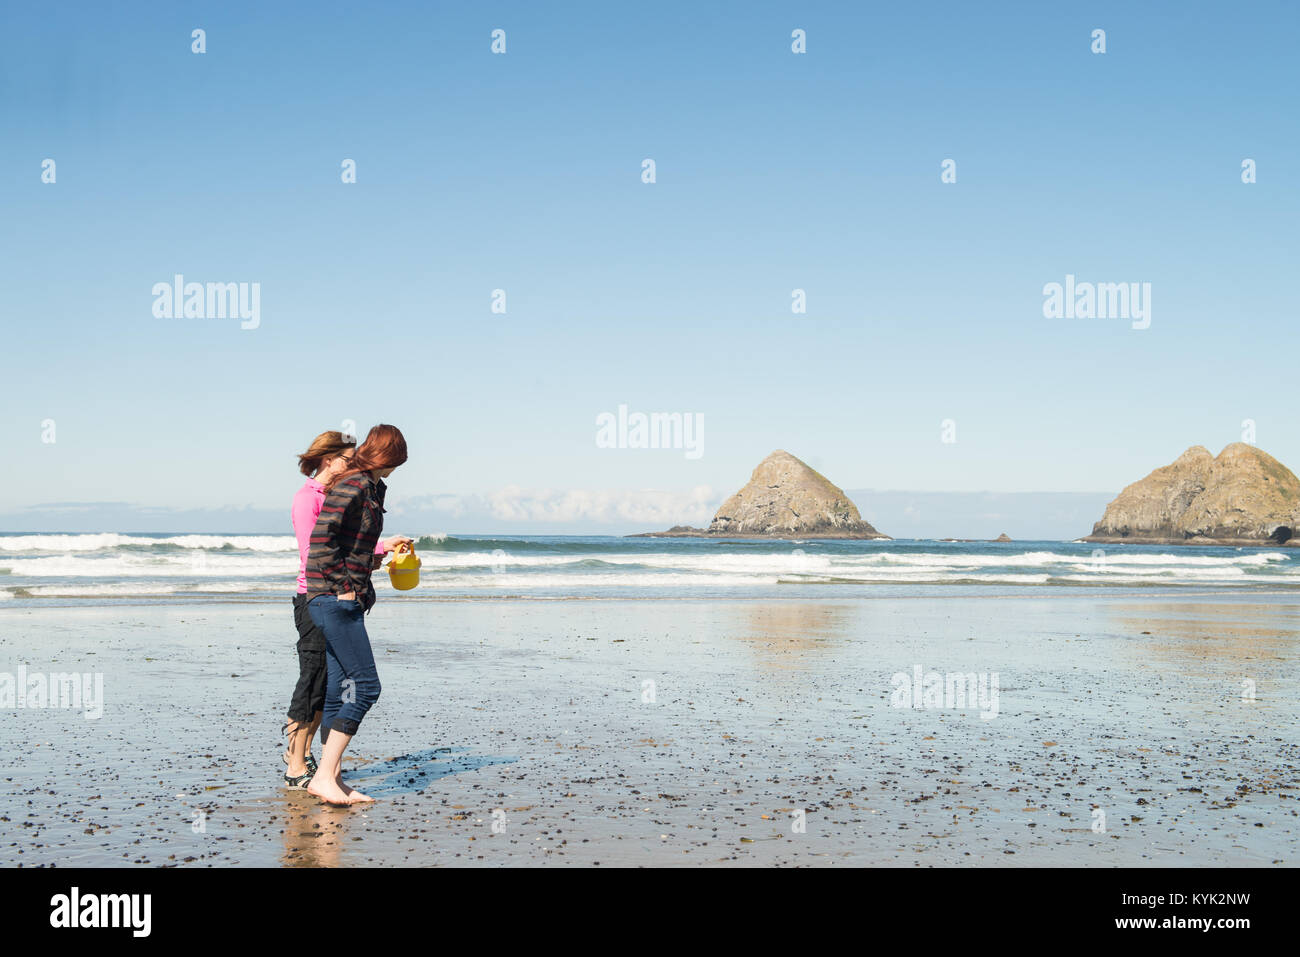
[304, 424, 410, 805]
[283, 430, 410, 791]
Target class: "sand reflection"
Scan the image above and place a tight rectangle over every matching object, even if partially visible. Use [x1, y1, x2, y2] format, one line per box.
[1108, 600, 1299, 669]
[277, 793, 353, 867]
[726, 602, 855, 671]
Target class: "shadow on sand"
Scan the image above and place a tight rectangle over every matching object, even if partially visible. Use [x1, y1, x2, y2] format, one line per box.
[347, 746, 518, 796]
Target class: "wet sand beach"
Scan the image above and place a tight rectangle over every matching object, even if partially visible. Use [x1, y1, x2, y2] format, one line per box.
[2, 594, 1297, 866]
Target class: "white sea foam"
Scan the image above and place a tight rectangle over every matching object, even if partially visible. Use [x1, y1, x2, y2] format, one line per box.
[844, 550, 1288, 568]
[9, 581, 282, 597]
[788, 572, 1055, 585]
[0, 534, 1293, 599]
[400, 572, 774, 589]
[0, 533, 297, 552]
[413, 548, 1291, 571]
[2, 554, 295, 577]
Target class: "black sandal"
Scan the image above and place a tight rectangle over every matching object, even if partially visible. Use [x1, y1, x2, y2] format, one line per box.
[284, 769, 314, 790]
[281, 751, 318, 774]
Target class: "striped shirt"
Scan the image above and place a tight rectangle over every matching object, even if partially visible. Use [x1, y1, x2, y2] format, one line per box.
[305, 473, 387, 612]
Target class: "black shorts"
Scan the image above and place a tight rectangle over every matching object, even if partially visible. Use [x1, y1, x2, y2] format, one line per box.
[287, 593, 328, 723]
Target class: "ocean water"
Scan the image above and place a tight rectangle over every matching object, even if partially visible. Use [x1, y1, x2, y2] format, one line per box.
[0, 532, 1298, 605]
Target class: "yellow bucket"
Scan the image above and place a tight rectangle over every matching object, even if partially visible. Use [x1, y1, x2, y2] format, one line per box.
[387, 541, 421, 590]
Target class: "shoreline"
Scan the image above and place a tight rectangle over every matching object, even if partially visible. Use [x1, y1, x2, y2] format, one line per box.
[7, 584, 1300, 610]
[4, 534, 1296, 608]
[1082, 536, 1298, 547]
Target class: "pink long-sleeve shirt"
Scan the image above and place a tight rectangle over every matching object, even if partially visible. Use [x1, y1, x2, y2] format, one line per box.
[292, 478, 384, 593]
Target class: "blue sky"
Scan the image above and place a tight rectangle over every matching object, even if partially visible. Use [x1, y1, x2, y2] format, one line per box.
[2, 1, 1297, 534]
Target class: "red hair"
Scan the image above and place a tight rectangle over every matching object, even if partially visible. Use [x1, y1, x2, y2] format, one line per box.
[326, 424, 408, 488]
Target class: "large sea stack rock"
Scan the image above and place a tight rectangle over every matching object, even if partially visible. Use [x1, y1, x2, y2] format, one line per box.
[706, 450, 888, 538]
[1084, 443, 1300, 545]
[630, 450, 889, 539]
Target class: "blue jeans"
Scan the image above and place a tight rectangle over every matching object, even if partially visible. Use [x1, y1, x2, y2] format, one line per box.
[307, 595, 382, 743]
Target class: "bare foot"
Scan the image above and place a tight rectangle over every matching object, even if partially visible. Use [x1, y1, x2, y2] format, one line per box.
[334, 774, 374, 803]
[318, 774, 374, 806]
[307, 775, 354, 806]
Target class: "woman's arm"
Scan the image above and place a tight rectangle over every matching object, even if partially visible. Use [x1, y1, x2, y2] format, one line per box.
[377, 535, 414, 553]
[371, 535, 414, 570]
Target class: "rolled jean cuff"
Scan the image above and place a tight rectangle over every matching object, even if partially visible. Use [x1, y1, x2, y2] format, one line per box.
[330, 716, 361, 735]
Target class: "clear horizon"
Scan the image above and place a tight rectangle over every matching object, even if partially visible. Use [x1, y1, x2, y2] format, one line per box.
[0, 487, 1141, 541]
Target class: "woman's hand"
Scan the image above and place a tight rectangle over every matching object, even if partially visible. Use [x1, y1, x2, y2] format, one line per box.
[381, 535, 414, 552]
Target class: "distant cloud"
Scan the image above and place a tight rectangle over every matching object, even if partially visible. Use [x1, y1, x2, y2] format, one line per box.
[399, 486, 719, 526]
[2, 488, 1115, 539]
[3, 490, 722, 535]
[407, 494, 475, 518]
[21, 501, 133, 512]
[0, 501, 286, 533]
